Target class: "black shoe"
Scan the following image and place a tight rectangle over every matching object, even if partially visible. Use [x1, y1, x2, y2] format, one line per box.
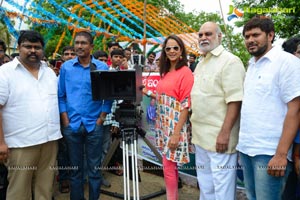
[178, 177, 183, 188]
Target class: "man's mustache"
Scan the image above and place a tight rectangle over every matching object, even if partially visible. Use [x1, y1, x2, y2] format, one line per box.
[28, 54, 38, 58]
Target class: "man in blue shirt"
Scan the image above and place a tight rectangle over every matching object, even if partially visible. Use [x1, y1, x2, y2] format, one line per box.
[58, 31, 112, 200]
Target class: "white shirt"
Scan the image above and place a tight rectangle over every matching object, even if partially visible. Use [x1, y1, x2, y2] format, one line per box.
[191, 45, 245, 153]
[0, 58, 62, 148]
[127, 60, 135, 69]
[237, 46, 300, 159]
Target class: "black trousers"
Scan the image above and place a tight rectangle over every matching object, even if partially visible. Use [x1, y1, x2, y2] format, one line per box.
[0, 164, 8, 200]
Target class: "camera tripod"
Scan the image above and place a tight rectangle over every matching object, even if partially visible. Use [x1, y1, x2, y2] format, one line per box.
[100, 127, 166, 200]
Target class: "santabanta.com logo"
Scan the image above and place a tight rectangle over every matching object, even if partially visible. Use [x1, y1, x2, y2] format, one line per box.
[227, 5, 296, 21]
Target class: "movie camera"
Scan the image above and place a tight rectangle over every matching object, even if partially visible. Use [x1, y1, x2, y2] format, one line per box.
[90, 64, 143, 128]
[90, 62, 165, 199]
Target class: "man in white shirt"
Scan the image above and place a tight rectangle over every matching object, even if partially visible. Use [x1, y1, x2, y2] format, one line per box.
[191, 22, 245, 200]
[237, 16, 300, 200]
[0, 30, 62, 199]
[123, 48, 135, 69]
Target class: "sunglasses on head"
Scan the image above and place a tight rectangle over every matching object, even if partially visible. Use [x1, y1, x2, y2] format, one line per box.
[165, 46, 180, 52]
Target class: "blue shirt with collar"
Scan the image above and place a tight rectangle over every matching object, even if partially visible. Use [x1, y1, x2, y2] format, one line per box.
[58, 56, 112, 133]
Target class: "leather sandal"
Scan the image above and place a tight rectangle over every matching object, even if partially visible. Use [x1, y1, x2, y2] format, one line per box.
[59, 180, 70, 193]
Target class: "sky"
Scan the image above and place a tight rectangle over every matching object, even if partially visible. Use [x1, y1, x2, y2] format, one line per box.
[179, 0, 238, 28]
[179, 0, 240, 34]
[179, 0, 285, 46]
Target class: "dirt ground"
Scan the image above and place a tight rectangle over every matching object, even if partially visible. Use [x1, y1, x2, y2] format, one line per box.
[53, 170, 247, 200]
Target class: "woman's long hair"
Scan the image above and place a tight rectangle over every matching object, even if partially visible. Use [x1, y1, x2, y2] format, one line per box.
[159, 34, 188, 77]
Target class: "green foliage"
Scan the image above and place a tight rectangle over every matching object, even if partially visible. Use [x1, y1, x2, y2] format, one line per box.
[226, 30, 251, 68]
[233, 0, 300, 38]
[0, 19, 12, 54]
[141, 0, 249, 66]
[178, 11, 223, 30]
[25, 0, 250, 65]
[145, 0, 184, 14]
[29, 0, 112, 58]
[230, 0, 300, 65]
[31, 25, 66, 58]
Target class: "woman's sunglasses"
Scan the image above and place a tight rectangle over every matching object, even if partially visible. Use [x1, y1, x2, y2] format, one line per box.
[165, 46, 180, 52]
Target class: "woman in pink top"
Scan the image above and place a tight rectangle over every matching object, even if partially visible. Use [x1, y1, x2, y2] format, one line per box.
[144, 35, 194, 200]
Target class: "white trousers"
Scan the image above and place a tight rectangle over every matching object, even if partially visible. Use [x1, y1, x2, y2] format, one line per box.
[195, 145, 237, 200]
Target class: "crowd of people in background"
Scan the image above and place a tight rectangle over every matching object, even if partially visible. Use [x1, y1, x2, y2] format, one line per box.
[0, 14, 299, 200]
[0, 37, 200, 74]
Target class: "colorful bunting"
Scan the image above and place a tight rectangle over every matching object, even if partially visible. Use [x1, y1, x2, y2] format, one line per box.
[1, 0, 200, 56]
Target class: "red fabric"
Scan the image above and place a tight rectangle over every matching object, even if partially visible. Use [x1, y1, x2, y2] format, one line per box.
[163, 155, 178, 200]
[156, 66, 193, 107]
[107, 56, 112, 66]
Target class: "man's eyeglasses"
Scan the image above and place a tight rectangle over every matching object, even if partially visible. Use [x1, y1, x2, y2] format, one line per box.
[64, 53, 76, 56]
[165, 46, 180, 52]
[0, 50, 4, 53]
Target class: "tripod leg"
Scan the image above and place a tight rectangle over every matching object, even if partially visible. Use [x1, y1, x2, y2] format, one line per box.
[131, 142, 136, 200]
[101, 128, 166, 199]
[126, 141, 130, 199]
[142, 136, 163, 163]
[101, 138, 120, 168]
[122, 140, 127, 200]
[134, 139, 140, 200]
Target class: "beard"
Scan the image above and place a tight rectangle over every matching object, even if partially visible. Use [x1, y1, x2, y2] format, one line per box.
[199, 39, 219, 53]
[247, 43, 268, 58]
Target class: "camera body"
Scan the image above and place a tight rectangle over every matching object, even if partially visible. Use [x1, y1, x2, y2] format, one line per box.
[90, 65, 143, 128]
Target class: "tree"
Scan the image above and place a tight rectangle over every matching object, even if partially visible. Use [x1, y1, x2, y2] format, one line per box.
[233, 0, 300, 38]
[0, 19, 12, 54]
[224, 26, 251, 68]
[22, 0, 250, 64]
[140, 0, 250, 65]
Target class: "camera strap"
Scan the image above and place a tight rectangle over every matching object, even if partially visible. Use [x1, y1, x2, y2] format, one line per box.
[90, 60, 97, 71]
